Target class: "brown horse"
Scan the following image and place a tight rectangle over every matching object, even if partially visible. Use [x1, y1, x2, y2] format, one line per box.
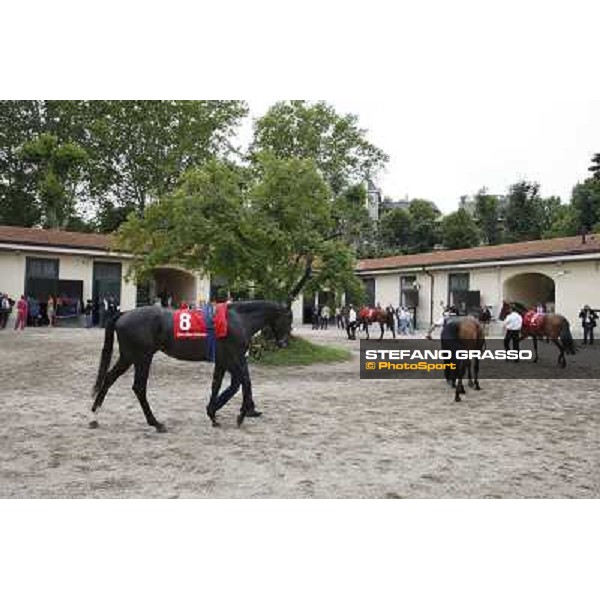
[499, 301, 575, 368]
[441, 316, 485, 402]
[357, 306, 396, 340]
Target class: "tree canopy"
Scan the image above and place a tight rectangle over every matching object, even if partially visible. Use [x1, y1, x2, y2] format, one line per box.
[117, 156, 364, 304]
[250, 101, 388, 194]
[441, 208, 480, 249]
[0, 100, 248, 230]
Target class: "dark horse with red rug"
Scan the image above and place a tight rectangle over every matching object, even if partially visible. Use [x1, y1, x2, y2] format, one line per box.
[499, 301, 575, 367]
[90, 301, 292, 431]
[357, 306, 396, 340]
[441, 316, 485, 402]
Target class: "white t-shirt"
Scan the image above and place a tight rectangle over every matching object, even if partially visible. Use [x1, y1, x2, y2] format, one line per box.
[348, 309, 357, 323]
[504, 312, 523, 330]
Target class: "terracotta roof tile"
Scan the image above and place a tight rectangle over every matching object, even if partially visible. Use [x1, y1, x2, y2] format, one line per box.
[356, 235, 600, 271]
[0, 225, 114, 251]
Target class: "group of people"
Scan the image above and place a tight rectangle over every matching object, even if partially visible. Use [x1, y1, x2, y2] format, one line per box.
[312, 303, 416, 340]
[311, 305, 331, 330]
[0, 292, 122, 330]
[0, 293, 55, 330]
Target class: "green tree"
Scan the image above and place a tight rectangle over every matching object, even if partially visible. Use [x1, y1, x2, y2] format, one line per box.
[83, 100, 248, 230]
[571, 178, 600, 232]
[407, 199, 440, 252]
[441, 208, 481, 249]
[541, 201, 578, 238]
[20, 134, 88, 229]
[473, 188, 502, 245]
[250, 100, 388, 194]
[0, 101, 44, 226]
[379, 207, 412, 251]
[504, 181, 543, 242]
[330, 183, 376, 254]
[117, 156, 364, 303]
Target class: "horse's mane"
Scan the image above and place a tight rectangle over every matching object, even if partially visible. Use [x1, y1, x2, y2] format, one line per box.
[511, 301, 530, 313]
[229, 300, 286, 314]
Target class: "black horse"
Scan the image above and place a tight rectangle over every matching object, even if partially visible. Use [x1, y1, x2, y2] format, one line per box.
[90, 301, 292, 431]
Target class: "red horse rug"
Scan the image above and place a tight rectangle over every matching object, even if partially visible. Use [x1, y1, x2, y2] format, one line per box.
[173, 304, 228, 340]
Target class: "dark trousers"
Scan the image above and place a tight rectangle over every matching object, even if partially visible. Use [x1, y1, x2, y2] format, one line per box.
[346, 322, 357, 340]
[504, 330, 520, 353]
[583, 325, 594, 344]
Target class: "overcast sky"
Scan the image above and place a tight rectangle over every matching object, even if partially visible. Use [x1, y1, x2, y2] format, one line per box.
[6, 1, 599, 218]
[238, 2, 599, 214]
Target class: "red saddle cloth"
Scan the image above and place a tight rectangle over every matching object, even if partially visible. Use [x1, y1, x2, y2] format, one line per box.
[522, 310, 543, 332]
[173, 304, 228, 340]
[359, 307, 374, 320]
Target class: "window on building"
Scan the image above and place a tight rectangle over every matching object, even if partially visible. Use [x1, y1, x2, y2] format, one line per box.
[93, 261, 122, 303]
[362, 278, 375, 306]
[400, 275, 418, 307]
[26, 257, 59, 280]
[25, 257, 59, 300]
[448, 272, 470, 305]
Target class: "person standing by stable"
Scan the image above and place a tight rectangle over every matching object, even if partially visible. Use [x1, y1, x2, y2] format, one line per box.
[503, 304, 523, 355]
[346, 305, 357, 340]
[14, 295, 28, 331]
[579, 304, 598, 345]
[47, 296, 55, 327]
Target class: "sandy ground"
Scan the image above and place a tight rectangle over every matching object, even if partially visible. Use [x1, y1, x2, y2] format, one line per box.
[0, 324, 599, 498]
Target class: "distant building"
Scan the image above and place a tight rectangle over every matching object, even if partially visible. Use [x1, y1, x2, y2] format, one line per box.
[379, 195, 411, 214]
[366, 180, 382, 221]
[459, 194, 508, 217]
[356, 234, 600, 333]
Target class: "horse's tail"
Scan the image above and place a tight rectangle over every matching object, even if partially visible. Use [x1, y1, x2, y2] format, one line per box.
[92, 313, 120, 396]
[560, 318, 576, 355]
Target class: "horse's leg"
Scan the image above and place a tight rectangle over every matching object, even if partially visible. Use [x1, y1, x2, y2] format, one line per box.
[532, 335, 538, 362]
[473, 357, 481, 390]
[467, 359, 475, 387]
[89, 356, 132, 428]
[365, 322, 370, 340]
[132, 355, 165, 432]
[553, 339, 566, 368]
[206, 364, 226, 426]
[379, 321, 384, 340]
[454, 361, 466, 402]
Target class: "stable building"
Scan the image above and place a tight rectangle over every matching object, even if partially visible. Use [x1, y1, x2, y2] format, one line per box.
[0, 225, 307, 324]
[0, 226, 211, 318]
[356, 235, 600, 335]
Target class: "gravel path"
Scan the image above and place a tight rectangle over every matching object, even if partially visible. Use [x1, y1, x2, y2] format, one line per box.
[1, 325, 598, 497]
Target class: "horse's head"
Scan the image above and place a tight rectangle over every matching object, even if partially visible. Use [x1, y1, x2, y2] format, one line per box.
[272, 305, 293, 348]
[498, 301, 511, 320]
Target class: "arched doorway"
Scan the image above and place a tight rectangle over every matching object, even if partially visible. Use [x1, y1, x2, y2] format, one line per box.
[503, 272, 555, 310]
[148, 267, 197, 307]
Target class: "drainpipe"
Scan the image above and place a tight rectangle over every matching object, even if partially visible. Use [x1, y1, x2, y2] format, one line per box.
[424, 268, 434, 326]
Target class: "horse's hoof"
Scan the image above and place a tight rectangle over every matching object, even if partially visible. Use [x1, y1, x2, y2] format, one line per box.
[88, 420, 99, 429]
[155, 422, 167, 433]
[475, 385, 481, 391]
[237, 414, 245, 428]
[211, 420, 221, 428]
[468, 381, 475, 388]
[455, 397, 462, 402]
[246, 410, 262, 418]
